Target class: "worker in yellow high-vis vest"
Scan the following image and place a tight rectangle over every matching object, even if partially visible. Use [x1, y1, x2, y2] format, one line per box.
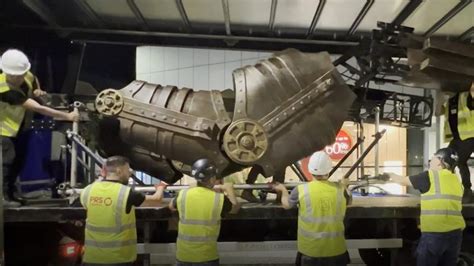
[169, 159, 240, 265]
[273, 151, 351, 266]
[0, 49, 78, 207]
[382, 148, 465, 266]
[80, 156, 166, 265]
[436, 83, 474, 203]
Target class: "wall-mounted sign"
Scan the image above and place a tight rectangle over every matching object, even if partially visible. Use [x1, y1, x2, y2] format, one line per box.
[325, 130, 352, 161]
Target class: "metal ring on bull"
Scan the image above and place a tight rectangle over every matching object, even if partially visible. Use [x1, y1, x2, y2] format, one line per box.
[95, 89, 124, 116]
[223, 119, 268, 165]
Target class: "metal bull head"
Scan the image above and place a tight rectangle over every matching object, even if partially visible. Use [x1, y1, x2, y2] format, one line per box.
[94, 49, 356, 183]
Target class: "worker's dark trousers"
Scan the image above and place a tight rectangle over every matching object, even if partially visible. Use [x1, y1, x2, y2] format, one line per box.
[449, 138, 474, 191]
[1, 136, 26, 199]
[416, 230, 462, 266]
[295, 252, 349, 266]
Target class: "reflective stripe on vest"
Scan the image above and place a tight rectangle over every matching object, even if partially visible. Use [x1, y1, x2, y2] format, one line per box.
[84, 239, 136, 248]
[176, 187, 224, 263]
[420, 170, 465, 232]
[82, 182, 137, 264]
[297, 181, 347, 258]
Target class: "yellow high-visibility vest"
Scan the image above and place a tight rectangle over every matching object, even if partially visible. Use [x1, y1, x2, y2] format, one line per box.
[420, 170, 465, 232]
[0, 72, 34, 137]
[80, 181, 137, 264]
[297, 180, 347, 258]
[176, 186, 224, 263]
[444, 91, 474, 142]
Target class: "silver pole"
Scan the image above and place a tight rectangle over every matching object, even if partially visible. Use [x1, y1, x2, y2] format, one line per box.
[374, 106, 381, 176]
[70, 106, 79, 187]
[61, 180, 385, 195]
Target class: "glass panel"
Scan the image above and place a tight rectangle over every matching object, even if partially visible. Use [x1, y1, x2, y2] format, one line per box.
[435, 2, 473, 35]
[403, 0, 459, 34]
[316, 0, 365, 31]
[274, 0, 320, 29]
[182, 0, 224, 24]
[229, 0, 272, 26]
[135, 0, 182, 22]
[356, 0, 409, 32]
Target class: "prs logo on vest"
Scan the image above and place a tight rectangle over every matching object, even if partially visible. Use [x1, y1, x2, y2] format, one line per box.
[89, 196, 113, 206]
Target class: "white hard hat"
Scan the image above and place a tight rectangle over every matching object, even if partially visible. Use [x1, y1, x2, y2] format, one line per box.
[308, 151, 333, 176]
[0, 49, 31, 75]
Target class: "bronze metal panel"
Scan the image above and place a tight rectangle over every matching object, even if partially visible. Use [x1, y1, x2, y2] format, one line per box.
[168, 88, 191, 112]
[155, 85, 176, 108]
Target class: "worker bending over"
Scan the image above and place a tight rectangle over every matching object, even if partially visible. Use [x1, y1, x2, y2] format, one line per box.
[436, 83, 474, 203]
[80, 156, 166, 265]
[382, 148, 465, 266]
[273, 151, 351, 266]
[169, 158, 240, 265]
[1, 49, 78, 207]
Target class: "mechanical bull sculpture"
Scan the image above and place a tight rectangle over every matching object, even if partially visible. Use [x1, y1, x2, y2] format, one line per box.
[94, 49, 356, 184]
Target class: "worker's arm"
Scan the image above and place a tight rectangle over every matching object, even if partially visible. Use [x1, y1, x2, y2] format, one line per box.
[32, 77, 47, 97]
[22, 98, 78, 121]
[142, 184, 166, 205]
[220, 183, 240, 214]
[273, 183, 291, 209]
[340, 178, 353, 206]
[434, 91, 448, 117]
[380, 173, 413, 187]
[168, 199, 177, 211]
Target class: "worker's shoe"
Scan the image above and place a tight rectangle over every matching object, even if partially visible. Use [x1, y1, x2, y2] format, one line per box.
[462, 189, 473, 204]
[3, 198, 21, 208]
[241, 189, 259, 203]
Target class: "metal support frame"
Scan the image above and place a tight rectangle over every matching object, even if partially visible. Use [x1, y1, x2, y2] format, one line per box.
[290, 164, 306, 182]
[458, 26, 474, 41]
[343, 129, 387, 179]
[126, 0, 149, 31]
[424, 0, 471, 37]
[70, 106, 79, 187]
[347, 0, 375, 36]
[329, 135, 366, 177]
[175, 0, 192, 33]
[22, 0, 60, 28]
[0, 124, 3, 264]
[74, 0, 105, 28]
[268, 0, 278, 33]
[391, 0, 422, 25]
[306, 0, 326, 39]
[221, 0, 232, 36]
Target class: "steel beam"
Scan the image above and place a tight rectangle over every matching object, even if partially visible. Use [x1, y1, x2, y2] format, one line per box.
[268, 0, 278, 33]
[222, 0, 232, 35]
[175, 0, 192, 32]
[458, 26, 474, 41]
[22, 0, 60, 28]
[126, 0, 150, 31]
[306, 0, 326, 39]
[74, 0, 105, 28]
[347, 0, 375, 36]
[391, 0, 422, 25]
[424, 0, 471, 37]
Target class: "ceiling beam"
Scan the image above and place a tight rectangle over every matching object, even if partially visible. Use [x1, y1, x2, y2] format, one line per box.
[392, 0, 422, 25]
[175, 0, 192, 33]
[222, 0, 232, 35]
[424, 0, 471, 37]
[306, 0, 326, 39]
[458, 26, 474, 42]
[74, 0, 105, 28]
[347, 0, 375, 36]
[268, 0, 278, 33]
[22, 0, 60, 28]
[126, 0, 149, 31]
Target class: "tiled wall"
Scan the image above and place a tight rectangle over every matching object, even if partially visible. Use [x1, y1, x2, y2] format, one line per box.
[136, 46, 273, 91]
